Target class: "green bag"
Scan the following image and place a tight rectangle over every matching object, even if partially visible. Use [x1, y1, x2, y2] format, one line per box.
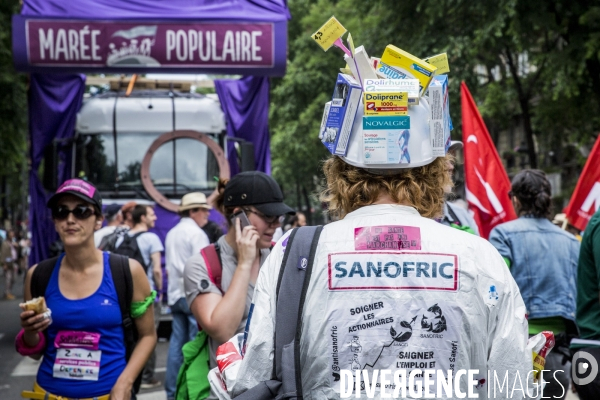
[175, 331, 212, 400]
[176, 243, 223, 400]
[450, 222, 477, 235]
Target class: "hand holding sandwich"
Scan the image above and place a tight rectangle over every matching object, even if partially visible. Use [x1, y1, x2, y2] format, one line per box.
[19, 297, 51, 347]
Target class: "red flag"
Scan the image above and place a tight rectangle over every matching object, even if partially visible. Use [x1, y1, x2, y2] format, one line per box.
[461, 82, 516, 238]
[564, 135, 600, 231]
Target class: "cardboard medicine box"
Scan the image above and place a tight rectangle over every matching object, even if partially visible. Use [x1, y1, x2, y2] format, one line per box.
[380, 45, 437, 95]
[344, 45, 378, 85]
[362, 115, 411, 164]
[376, 61, 409, 80]
[364, 78, 420, 105]
[363, 92, 408, 116]
[428, 75, 451, 156]
[321, 74, 362, 156]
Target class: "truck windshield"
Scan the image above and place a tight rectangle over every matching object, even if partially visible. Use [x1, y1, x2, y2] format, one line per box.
[75, 132, 219, 197]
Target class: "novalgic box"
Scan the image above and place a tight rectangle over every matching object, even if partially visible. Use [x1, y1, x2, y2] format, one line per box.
[321, 73, 362, 156]
[362, 115, 412, 164]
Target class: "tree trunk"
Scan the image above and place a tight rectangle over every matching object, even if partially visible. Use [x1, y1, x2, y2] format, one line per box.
[0, 175, 6, 224]
[519, 98, 538, 169]
[585, 58, 600, 117]
[503, 48, 538, 168]
[295, 179, 301, 212]
[301, 185, 312, 225]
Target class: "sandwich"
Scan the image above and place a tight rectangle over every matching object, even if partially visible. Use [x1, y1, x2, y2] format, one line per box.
[21, 297, 47, 314]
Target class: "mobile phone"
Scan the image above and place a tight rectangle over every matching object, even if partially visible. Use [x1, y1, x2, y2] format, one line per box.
[231, 211, 251, 229]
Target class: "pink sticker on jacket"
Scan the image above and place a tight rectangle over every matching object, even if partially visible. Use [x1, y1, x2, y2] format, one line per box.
[354, 225, 421, 251]
[54, 331, 101, 350]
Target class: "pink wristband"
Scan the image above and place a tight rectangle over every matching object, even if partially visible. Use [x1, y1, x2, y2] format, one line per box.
[15, 329, 46, 356]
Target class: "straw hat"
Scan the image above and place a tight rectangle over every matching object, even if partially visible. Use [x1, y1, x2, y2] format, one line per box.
[179, 192, 212, 212]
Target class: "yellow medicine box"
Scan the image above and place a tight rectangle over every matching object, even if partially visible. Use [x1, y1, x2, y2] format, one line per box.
[363, 92, 408, 116]
[381, 45, 437, 94]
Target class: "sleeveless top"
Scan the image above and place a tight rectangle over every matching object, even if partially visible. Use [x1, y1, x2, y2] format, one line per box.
[37, 252, 127, 397]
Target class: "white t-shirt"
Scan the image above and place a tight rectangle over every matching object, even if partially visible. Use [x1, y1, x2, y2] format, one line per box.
[233, 204, 534, 399]
[165, 218, 210, 305]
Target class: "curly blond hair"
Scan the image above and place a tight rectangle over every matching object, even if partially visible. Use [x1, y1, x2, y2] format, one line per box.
[320, 156, 452, 220]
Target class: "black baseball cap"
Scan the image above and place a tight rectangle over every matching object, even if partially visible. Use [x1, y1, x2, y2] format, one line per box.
[224, 171, 295, 216]
[47, 179, 102, 213]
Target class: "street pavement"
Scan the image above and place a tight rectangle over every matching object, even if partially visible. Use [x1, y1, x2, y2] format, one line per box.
[0, 269, 581, 400]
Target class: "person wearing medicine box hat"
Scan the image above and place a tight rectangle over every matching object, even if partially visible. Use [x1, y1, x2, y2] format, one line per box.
[17, 179, 156, 399]
[230, 74, 537, 398]
[164, 192, 212, 399]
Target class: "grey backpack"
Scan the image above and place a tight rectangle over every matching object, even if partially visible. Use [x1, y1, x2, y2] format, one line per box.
[235, 225, 323, 400]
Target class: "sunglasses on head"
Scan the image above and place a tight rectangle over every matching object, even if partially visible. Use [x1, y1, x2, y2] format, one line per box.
[52, 205, 96, 220]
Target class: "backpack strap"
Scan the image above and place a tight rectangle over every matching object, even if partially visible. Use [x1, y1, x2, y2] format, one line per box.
[30, 256, 60, 347]
[109, 253, 136, 354]
[274, 225, 323, 397]
[200, 243, 223, 292]
[109, 253, 142, 393]
[31, 256, 60, 299]
[444, 203, 462, 226]
[234, 226, 323, 400]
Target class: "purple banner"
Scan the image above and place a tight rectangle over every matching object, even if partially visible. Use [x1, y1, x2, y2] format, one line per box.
[13, 16, 286, 76]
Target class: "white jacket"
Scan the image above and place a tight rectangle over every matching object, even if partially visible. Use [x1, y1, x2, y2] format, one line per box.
[232, 205, 535, 399]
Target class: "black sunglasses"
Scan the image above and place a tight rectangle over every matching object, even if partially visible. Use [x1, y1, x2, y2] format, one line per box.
[52, 205, 96, 220]
[243, 208, 281, 225]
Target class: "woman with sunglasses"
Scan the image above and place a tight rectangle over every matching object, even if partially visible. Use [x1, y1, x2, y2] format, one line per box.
[183, 172, 294, 373]
[17, 179, 157, 400]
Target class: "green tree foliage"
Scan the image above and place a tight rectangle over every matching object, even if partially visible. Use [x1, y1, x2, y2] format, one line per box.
[0, 0, 27, 222]
[271, 0, 600, 214]
[363, 0, 600, 169]
[270, 0, 381, 221]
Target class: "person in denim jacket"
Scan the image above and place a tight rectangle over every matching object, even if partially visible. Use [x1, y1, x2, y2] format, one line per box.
[490, 169, 580, 399]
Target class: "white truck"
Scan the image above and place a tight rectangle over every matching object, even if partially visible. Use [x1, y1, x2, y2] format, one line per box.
[74, 84, 227, 199]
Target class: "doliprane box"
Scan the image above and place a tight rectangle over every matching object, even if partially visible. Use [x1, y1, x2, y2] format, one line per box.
[321, 73, 362, 156]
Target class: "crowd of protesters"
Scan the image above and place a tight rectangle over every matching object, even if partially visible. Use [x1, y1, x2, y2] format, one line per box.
[1, 227, 31, 300]
[10, 157, 600, 399]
